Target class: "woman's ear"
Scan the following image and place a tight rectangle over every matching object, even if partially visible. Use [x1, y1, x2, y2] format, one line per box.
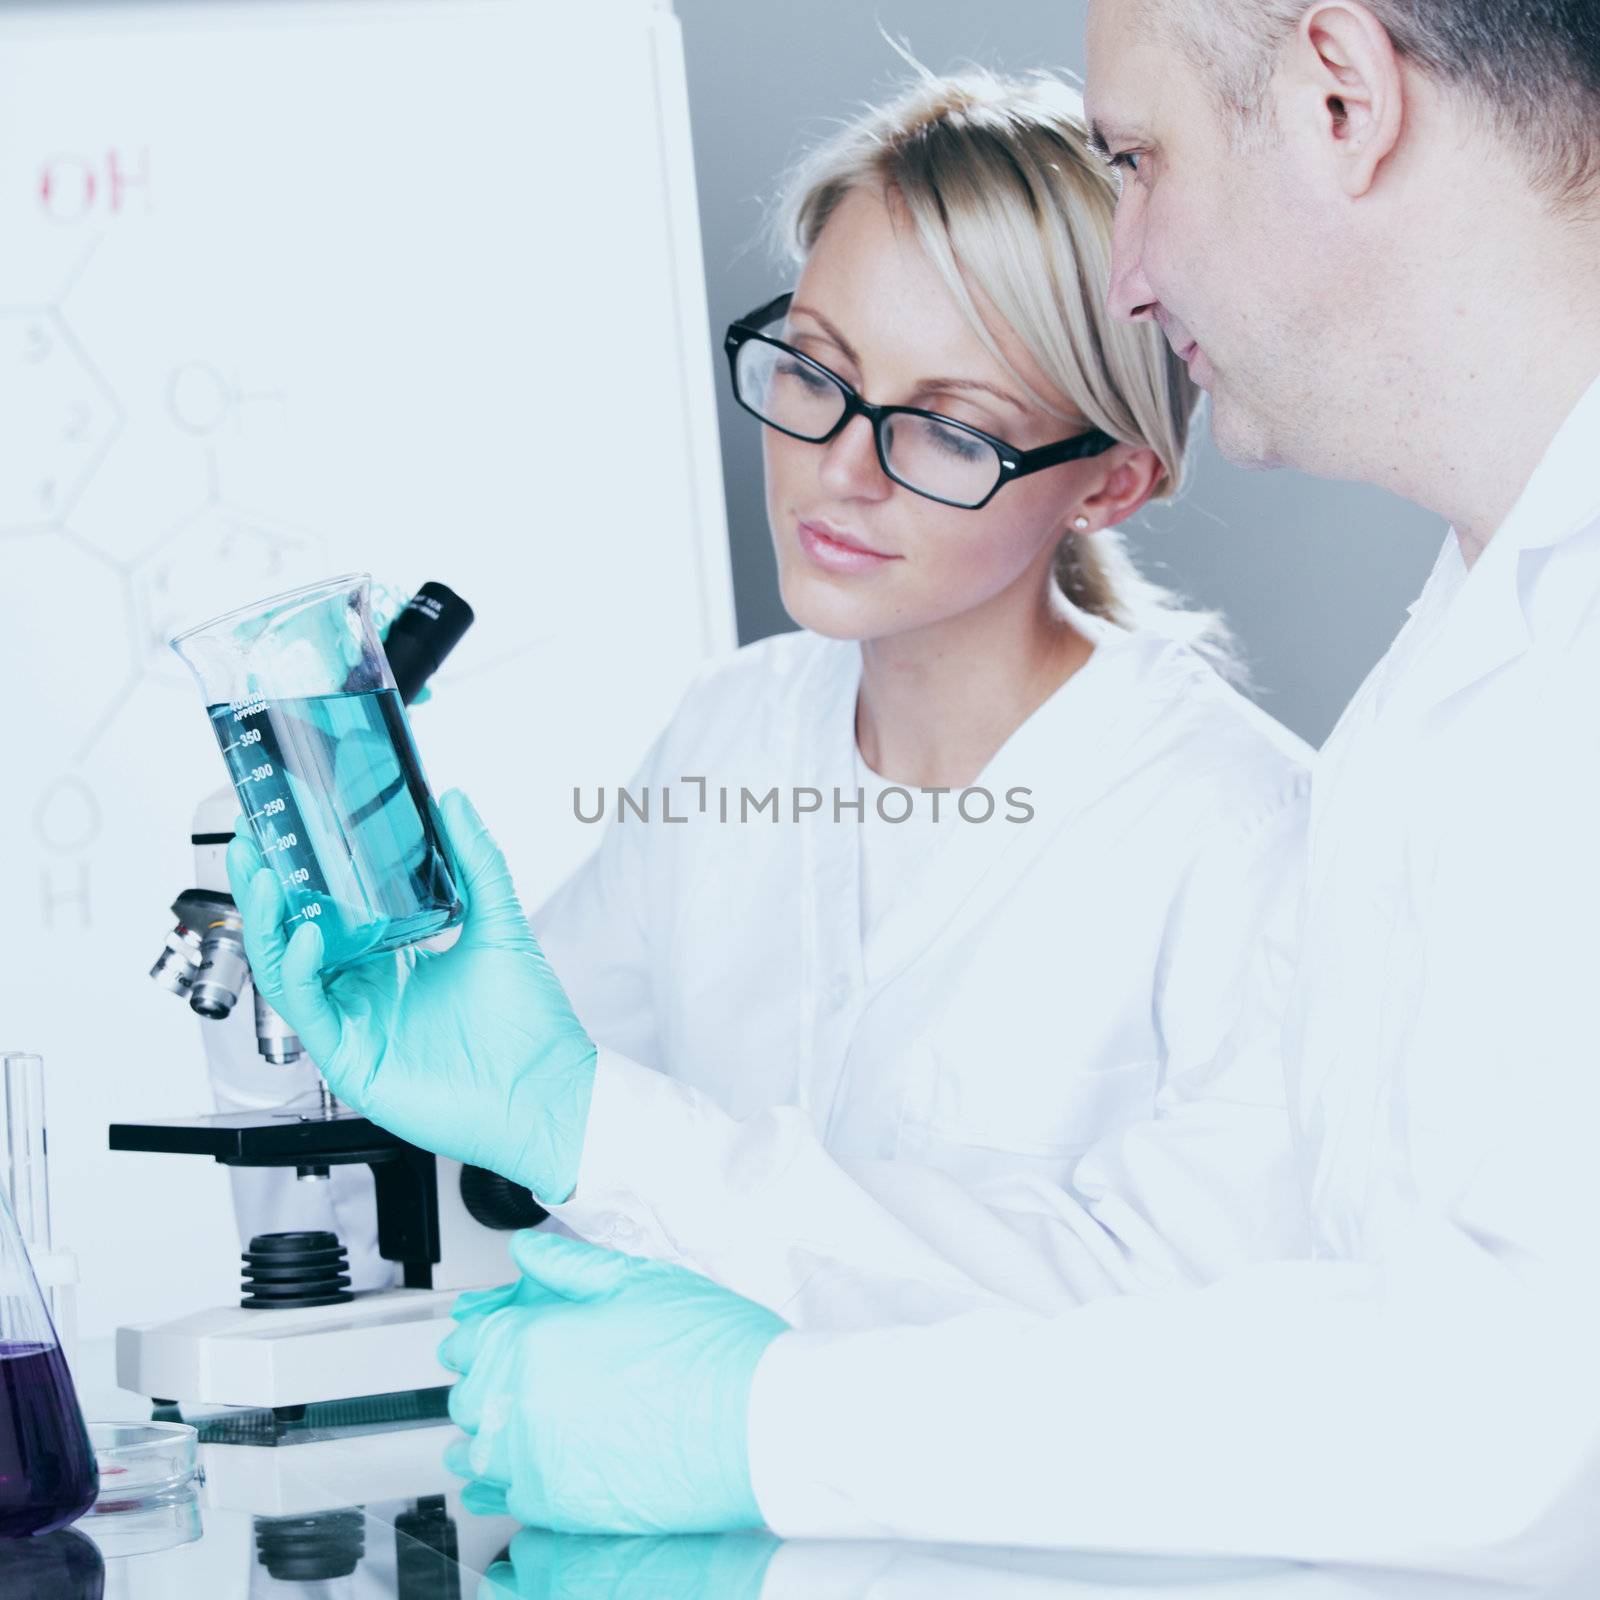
[1071, 445, 1163, 533]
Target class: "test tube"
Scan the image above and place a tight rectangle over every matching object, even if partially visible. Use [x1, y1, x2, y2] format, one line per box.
[2, 1051, 52, 1256]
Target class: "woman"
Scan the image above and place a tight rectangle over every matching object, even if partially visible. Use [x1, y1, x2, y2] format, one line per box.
[234, 68, 1311, 1331]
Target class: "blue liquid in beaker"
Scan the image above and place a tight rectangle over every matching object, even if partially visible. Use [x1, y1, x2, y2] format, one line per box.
[0, 1342, 99, 1538]
[209, 688, 462, 972]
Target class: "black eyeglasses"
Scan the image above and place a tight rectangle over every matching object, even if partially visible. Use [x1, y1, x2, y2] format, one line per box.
[724, 292, 1118, 510]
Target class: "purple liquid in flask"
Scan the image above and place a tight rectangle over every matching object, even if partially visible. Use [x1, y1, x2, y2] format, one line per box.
[0, 1342, 98, 1538]
[0, 1056, 98, 1538]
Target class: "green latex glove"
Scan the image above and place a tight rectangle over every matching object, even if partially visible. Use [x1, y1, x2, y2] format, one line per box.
[477, 1529, 778, 1600]
[226, 789, 596, 1204]
[440, 1232, 788, 1535]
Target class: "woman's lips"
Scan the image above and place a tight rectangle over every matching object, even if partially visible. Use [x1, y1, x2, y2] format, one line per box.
[796, 520, 899, 574]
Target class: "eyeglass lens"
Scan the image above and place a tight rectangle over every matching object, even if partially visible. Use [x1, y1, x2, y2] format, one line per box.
[734, 338, 1002, 507]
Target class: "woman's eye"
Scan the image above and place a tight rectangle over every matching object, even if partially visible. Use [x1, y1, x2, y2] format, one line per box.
[926, 420, 987, 461]
[1110, 150, 1142, 175]
[776, 358, 831, 394]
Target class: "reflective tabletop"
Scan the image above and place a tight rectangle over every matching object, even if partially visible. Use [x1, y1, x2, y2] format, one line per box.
[4, 1343, 1592, 1599]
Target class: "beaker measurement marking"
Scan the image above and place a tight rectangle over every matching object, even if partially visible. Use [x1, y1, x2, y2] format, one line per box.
[196, 677, 462, 971]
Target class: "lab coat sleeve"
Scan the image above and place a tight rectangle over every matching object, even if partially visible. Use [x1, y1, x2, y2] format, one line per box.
[745, 1232, 1600, 1577]
[740, 723, 1600, 1576]
[551, 784, 1311, 1329]
[531, 739, 667, 1073]
[1055, 769, 1314, 1292]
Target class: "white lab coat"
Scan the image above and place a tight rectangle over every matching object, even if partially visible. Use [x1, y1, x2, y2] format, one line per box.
[540, 612, 1312, 1327]
[729, 373, 1600, 1577]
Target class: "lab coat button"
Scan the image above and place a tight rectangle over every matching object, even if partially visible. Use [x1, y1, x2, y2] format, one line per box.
[827, 976, 851, 1010]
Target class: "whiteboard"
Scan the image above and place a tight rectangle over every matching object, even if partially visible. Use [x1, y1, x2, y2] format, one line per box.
[0, 0, 734, 1338]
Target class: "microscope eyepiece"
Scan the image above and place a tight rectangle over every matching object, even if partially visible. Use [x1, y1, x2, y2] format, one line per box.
[380, 581, 475, 706]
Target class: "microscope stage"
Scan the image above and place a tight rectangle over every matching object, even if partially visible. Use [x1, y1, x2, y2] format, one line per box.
[109, 1109, 406, 1166]
[117, 1285, 465, 1411]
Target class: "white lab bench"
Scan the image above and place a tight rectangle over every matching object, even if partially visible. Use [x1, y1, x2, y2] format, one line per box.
[10, 1339, 1589, 1600]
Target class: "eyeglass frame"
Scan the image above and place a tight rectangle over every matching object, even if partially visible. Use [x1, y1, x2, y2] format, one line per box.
[723, 292, 1120, 510]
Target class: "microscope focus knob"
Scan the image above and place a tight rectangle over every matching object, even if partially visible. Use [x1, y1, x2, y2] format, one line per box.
[458, 1165, 549, 1231]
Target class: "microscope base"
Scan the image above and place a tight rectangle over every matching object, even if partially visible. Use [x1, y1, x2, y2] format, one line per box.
[116, 1286, 463, 1411]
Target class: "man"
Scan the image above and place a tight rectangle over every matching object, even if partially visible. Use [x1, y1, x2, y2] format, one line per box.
[238, 0, 1600, 1577]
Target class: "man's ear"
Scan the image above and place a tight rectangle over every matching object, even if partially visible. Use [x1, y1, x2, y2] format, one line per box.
[1290, 1, 1406, 198]
[1073, 445, 1163, 532]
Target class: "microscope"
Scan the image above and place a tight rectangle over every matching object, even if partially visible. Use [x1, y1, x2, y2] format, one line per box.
[112, 583, 550, 1428]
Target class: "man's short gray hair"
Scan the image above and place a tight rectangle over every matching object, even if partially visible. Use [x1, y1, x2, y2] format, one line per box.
[1151, 0, 1600, 201]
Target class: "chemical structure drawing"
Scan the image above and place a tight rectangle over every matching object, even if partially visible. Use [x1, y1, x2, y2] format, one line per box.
[134, 498, 328, 689]
[3, 237, 330, 931]
[20, 526, 140, 772]
[166, 360, 287, 438]
[0, 306, 122, 535]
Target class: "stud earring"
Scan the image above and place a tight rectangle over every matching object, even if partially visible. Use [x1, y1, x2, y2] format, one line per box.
[1072, 515, 1091, 531]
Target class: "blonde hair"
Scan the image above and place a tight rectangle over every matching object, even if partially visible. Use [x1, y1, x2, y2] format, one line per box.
[773, 63, 1236, 663]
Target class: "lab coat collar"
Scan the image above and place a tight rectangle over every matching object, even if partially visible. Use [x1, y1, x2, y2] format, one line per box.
[850, 620, 1163, 996]
[1383, 366, 1600, 720]
[1478, 365, 1600, 561]
[793, 640, 870, 1116]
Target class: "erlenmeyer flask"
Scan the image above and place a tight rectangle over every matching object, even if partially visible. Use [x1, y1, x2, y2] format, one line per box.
[0, 1527, 103, 1596]
[0, 1185, 97, 1538]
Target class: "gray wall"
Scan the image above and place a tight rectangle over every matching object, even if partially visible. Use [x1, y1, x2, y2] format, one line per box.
[673, 0, 1445, 747]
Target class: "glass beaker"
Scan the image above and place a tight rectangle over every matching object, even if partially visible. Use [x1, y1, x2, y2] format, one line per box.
[0, 1185, 98, 1538]
[171, 573, 464, 973]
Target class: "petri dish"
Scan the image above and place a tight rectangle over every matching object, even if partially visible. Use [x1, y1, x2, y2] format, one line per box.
[85, 1421, 200, 1511]
[79, 1483, 202, 1559]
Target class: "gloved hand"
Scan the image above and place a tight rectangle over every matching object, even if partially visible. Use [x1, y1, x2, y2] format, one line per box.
[477, 1528, 778, 1600]
[439, 1231, 789, 1535]
[226, 790, 596, 1204]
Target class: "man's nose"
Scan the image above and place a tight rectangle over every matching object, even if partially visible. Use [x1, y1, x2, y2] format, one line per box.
[1106, 201, 1159, 325]
[818, 414, 892, 499]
